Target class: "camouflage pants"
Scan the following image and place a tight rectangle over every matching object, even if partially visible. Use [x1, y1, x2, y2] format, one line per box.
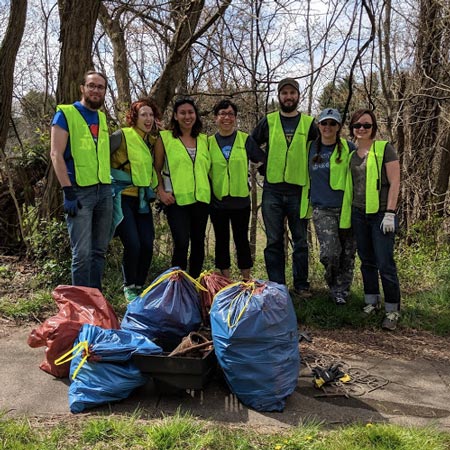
[312, 208, 356, 298]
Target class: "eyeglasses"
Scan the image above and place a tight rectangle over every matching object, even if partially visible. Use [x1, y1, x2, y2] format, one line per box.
[319, 120, 338, 127]
[217, 112, 236, 118]
[85, 83, 106, 92]
[352, 123, 373, 129]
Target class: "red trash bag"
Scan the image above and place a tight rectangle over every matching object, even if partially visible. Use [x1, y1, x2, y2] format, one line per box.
[198, 271, 231, 325]
[28, 285, 120, 378]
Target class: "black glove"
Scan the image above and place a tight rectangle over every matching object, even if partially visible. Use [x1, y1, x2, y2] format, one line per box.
[63, 186, 82, 217]
[312, 364, 345, 388]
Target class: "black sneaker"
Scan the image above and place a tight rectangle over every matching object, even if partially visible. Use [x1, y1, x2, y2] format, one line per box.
[293, 288, 312, 299]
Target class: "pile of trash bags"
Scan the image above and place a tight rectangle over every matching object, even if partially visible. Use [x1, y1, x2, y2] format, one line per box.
[29, 269, 301, 413]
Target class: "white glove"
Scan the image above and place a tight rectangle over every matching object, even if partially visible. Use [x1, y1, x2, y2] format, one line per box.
[380, 212, 396, 234]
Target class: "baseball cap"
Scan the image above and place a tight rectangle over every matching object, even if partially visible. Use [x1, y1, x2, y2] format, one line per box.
[277, 78, 299, 93]
[318, 108, 342, 124]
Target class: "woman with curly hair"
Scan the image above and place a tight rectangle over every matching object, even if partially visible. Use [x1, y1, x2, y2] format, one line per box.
[110, 98, 162, 301]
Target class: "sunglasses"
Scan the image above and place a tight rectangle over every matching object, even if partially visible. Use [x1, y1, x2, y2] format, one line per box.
[352, 123, 373, 129]
[319, 120, 338, 127]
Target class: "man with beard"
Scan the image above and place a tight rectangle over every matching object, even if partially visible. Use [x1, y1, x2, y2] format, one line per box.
[50, 70, 112, 290]
[251, 78, 318, 297]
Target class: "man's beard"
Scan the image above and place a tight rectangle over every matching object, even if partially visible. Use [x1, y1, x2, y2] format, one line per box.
[84, 96, 104, 110]
[279, 98, 299, 113]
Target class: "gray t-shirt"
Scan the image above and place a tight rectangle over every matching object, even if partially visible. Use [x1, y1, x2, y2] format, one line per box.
[309, 139, 356, 208]
[351, 142, 398, 210]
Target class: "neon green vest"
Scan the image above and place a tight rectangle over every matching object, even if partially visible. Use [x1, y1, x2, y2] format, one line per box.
[160, 130, 211, 205]
[57, 104, 110, 186]
[266, 111, 314, 186]
[340, 141, 387, 229]
[208, 131, 249, 200]
[300, 138, 350, 219]
[121, 127, 157, 188]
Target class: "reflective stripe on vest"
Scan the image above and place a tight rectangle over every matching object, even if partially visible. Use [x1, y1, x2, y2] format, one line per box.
[300, 138, 350, 219]
[339, 141, 388, 229]
[266, 111, 314, 186]
[208, 131, 249, 200]
[160, 130, 211, 205]
[57, 104, 110, 186]
[121, 127, 154, 187]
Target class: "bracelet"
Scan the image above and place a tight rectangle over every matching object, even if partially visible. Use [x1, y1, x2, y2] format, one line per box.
[386, 209, 396, 213]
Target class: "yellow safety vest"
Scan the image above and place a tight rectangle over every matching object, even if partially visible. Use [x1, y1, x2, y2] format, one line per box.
[300, 138, 350, 219]
[208, 131, 249, 200]
[160, 130, 211, 205]
[266, 111, 314, 186]
[122, 127, 157, 188]
[340, 141, 388, 229]
[57, 104, 110, 186]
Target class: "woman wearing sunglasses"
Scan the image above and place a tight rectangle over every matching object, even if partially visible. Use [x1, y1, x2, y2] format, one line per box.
[301, 108, 356, 305]
[341, 109, 401, 330]
[154, 97, 211, 279]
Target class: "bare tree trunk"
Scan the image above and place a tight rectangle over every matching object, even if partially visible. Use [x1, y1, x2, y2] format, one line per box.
[149, 0, 232, 112]
[98, 4, 131, 118]
[40, 0, 102, 219]
[404, 0, 445, 226]
[0, 0, 28, 252]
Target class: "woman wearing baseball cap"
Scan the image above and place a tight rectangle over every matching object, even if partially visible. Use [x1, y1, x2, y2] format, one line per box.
[301, 108, 356, 305]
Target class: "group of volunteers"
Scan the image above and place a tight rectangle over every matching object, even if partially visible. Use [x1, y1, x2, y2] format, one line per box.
[50, 71, 401, 331]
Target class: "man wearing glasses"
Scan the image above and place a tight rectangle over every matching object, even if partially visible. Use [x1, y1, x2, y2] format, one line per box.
[251, 78, 318, 297]
[50, 70, 112, 291]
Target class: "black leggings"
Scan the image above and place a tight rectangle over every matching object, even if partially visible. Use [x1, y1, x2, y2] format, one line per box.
[165, 202, 209, 278]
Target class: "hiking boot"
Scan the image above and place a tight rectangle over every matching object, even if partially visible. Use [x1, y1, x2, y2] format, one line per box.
[124, 285, 139, 302]
[334, 294, 346, 305]
[293, 288, 313, 299]
[382, 311, 400, 331]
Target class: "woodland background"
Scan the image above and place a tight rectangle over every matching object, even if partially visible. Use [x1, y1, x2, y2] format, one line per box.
[1, 0, 449, 263]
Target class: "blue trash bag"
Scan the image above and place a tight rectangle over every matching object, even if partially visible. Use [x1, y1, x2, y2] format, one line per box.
[63, 324, 156, 413]
[79, 323, 163, 362]
[210, 281, 300, 412]
[121, 267, 203, 348]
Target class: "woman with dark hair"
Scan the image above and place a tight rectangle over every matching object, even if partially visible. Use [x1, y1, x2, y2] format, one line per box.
[301, 108, 356, 305]
[208, 99, 266, 280]
[341, 108, 401, 330]
[154, 97, 211, 278]
[110, 98, 162, 301]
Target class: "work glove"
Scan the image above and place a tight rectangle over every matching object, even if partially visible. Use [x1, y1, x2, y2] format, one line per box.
[312, 364, 349, 389]
[63, 186, 82, 217]
[380, 212, 396, 234]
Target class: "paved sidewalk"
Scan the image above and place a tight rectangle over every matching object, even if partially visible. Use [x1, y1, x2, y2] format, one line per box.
[1, 326, 449, 430]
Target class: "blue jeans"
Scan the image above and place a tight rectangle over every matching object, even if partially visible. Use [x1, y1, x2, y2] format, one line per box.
[66, 184, 113, 290]
[351, 208, 400, 309]
[262, 190, 309, 290]
[116, 195, 154, 287]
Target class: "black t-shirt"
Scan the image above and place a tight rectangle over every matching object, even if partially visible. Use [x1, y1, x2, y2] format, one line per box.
[251, 112, 318, 195]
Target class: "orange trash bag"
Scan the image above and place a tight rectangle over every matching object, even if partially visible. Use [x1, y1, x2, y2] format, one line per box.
[198, 271, 231, 325]
[28, 285, 120, 378]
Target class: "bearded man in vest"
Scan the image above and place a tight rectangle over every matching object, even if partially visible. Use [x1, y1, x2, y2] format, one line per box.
[50, 70, 113, 291]
[251, 78, 318, 297]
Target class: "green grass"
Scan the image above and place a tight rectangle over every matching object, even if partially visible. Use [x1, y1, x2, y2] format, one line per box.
[1, 215, 449, 335]
[1, 411, 449, 450]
